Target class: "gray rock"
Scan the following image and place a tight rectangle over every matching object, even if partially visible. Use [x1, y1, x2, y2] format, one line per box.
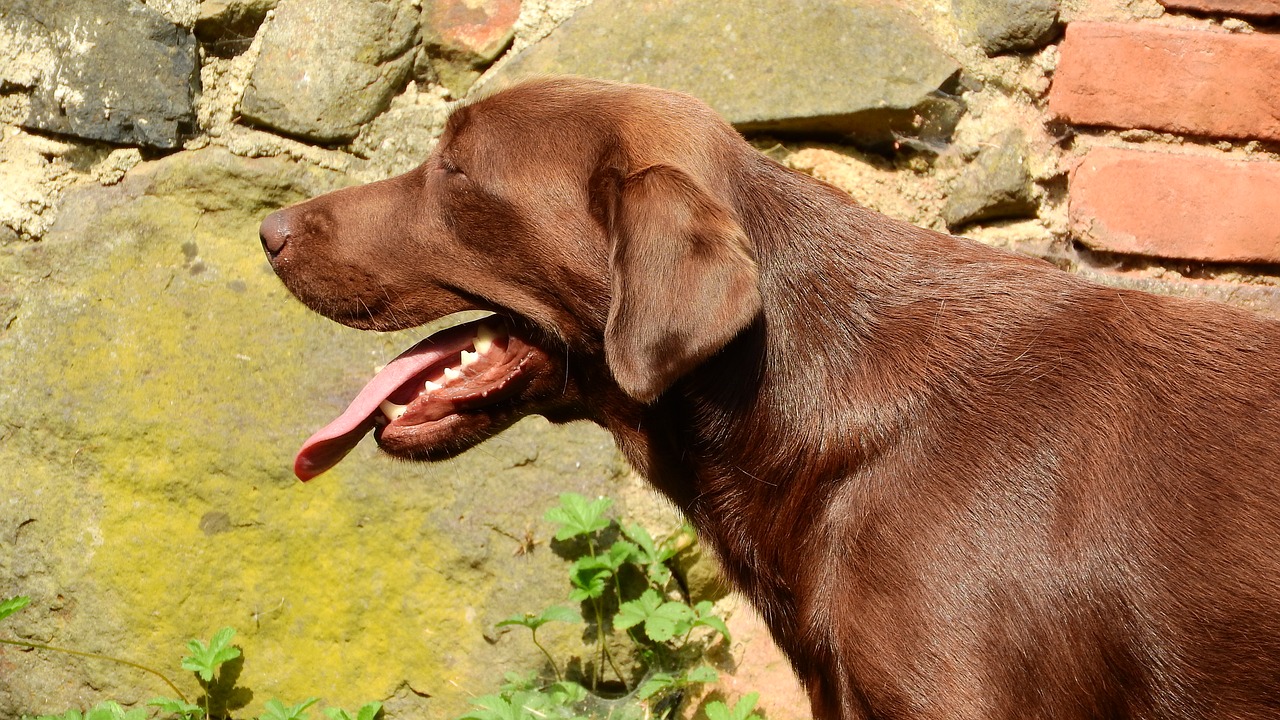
[487, 0, 961, 147]
[943, 129, 1037, 229]
[240, 0, 419, 143]
[3, 0, 199, 149]
[195, 0, 280, 56]
[951, 0, 1060, 55]
[143, 0, 200, 28]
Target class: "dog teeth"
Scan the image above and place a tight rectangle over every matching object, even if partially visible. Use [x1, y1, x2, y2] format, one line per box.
[424, 380, 442, 393]
[460, 350, 480, 366]
[379, 400, 408, 421]
[443, 367, 462, 381]
[475, 324, 499, 354]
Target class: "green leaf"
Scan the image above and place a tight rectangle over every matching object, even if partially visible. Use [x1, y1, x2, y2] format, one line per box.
[258, 698, 319, 720]
[498, 670, 540, 693]
[82, 702, 147, 720]
[634, 672, 675, 700]
[615, 589, 697, 642]
[621, 524, 676, 586]
[182, 627, 242, 682]
[615, 589, 663, 632]
[692, 601, 732, 643]
[0, 595, 31, 622]
[323, 703, 381, 720]
[544, 493, 612, 541]
[496, 605, 580, 631]
[546, 680, 588, 706]
[704, 694, 760, 720]
[458, 693, 543, 720]
[567, 556, 614, 602]
[603, 540, 638, 571]
[149, 697, 205, 719]
[644, 601, 696, 643]
[621, 523, 657, 558]
[704, 701, 731, 720]
[683, 665, 719, 684]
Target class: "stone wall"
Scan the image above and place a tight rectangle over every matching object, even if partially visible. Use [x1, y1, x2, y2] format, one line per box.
[1, 0, 1278, 718]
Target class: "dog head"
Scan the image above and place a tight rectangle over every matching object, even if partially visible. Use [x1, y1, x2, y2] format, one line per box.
[261, 77, 761, 480]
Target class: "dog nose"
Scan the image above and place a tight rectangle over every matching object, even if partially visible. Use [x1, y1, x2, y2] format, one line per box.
[259, 209, 292, 257]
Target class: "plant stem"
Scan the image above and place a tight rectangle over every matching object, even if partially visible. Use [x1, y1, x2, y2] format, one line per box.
[0, 637, 189, 702]
[531, 628, 562, 683]
[592, 597, 604, 691]
[601, 634, 628, 692]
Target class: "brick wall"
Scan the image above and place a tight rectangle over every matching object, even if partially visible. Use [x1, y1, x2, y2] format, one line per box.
[1049, 3, 1280, 266]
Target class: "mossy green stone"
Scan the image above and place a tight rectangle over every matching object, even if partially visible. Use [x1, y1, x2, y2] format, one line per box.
[0, 148, 633, 717]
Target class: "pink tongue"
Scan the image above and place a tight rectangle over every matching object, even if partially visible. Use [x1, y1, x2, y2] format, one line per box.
[294, 320, 484, 481]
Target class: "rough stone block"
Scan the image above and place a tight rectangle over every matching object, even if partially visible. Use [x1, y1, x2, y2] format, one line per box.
[422, 0, 520, 96]
[943, 129, 1038, 229]
[951, 0, 1060, 55]
[1050, 22, 1280, 143]
[240, 0, 418, 143]
[194, 0, 280, 56]
[1069, 147, 1280, 264]
[487, 0, 961, 147]
[4, 0, 199, 149]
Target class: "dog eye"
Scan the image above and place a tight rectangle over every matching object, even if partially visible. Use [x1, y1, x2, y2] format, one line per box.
[440, 158, 465, 176]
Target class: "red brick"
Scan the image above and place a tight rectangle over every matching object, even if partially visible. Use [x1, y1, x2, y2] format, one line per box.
[1050, 22, 1280, 143]
[1160, 0, 1280, 15]
[1069, 147, 1280, 264]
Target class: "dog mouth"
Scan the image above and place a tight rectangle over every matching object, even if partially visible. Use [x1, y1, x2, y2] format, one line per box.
[294, 315, 545, 481]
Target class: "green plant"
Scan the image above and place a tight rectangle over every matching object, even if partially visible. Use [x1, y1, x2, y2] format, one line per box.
[495, 606, 581, 682]
[183, 627, 242, 683]
[1, 599, 379, 720]
[2, 493, 755, 720]
[704, 693, 763, 720]
[463, 493, 742, 720]
[322, 704, 382, 720]
[257, 699, 318, 720]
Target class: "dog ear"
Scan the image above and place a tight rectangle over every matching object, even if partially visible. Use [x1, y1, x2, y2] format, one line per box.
[604, 164, 762, 402]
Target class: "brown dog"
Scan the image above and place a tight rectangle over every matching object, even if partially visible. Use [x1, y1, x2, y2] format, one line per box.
[260, 77, 1280, 719]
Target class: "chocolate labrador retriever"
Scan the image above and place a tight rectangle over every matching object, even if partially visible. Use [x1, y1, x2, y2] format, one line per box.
[259, 77, 1280, 719]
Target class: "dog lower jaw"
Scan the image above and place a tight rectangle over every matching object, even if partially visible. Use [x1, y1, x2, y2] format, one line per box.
[371, 336, 545, 454]
[295, 314, 569, 480]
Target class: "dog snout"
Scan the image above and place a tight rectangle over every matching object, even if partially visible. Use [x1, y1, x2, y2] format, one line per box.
[259, 209, 294, 259]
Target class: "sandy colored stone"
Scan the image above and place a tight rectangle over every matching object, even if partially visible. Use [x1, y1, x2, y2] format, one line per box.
[488, 0, 960, 145]
[240, 0, 418, 143]
[1069, 147, 1280, 264]
[943, 129, 1037, 229]
[951, 0, 1060, 54]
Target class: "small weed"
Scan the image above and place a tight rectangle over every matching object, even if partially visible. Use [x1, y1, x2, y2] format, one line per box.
[0, 601, 380, 720]
[1, 493, 757, 720]
[466, 493, 746, 720]
[704, 693, 763, 720]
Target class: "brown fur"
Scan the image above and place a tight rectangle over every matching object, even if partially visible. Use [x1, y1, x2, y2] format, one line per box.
[261, 77, 1280, 719]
